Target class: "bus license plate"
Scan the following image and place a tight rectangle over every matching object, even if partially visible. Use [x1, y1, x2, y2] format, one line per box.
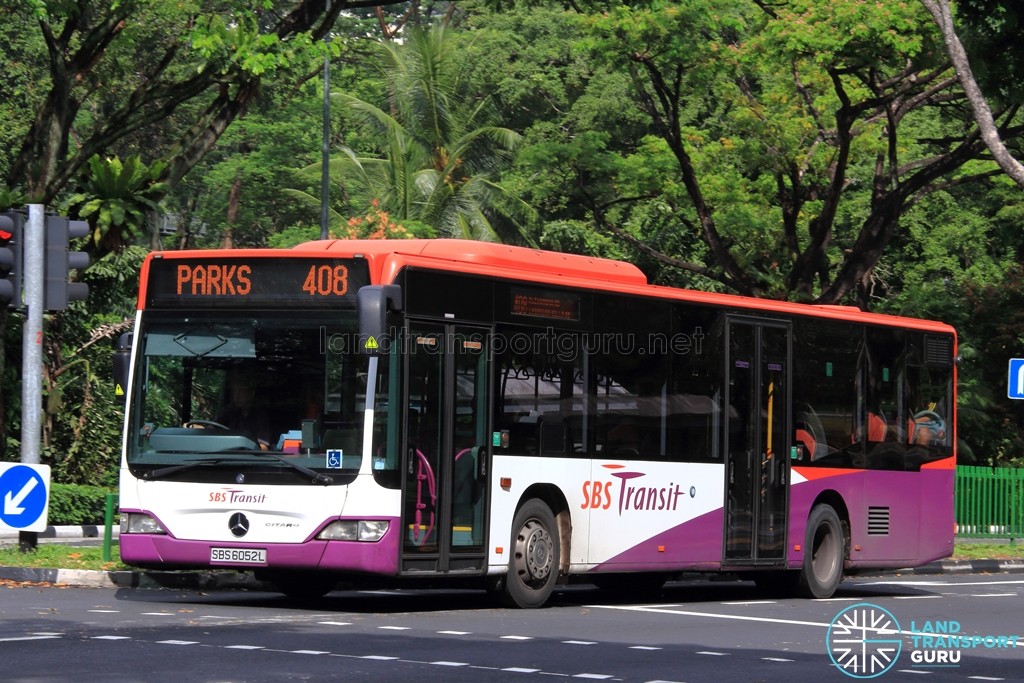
[210, 547, 266, 564]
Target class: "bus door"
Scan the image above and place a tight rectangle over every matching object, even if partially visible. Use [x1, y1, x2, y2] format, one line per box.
[723, 318, 790, 565]
[401, 321, 490, 574]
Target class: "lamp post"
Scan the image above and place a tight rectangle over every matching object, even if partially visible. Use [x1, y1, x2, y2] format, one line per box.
[320, 0, 331, 240]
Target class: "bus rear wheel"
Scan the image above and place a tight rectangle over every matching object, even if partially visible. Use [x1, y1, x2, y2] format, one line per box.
[503, 499, 559, 609]
[797, 504, 845, 598]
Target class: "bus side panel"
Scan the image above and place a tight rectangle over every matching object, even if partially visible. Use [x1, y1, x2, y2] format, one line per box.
[588, 507, 725, 572]
[789, 466, 954, 569]
[486, 456, 726, 573]
[487, 455, 594, 572]
[585, 461, 725, 570]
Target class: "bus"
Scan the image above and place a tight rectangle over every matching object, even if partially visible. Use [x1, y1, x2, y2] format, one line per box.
[115, 239, 956, 607]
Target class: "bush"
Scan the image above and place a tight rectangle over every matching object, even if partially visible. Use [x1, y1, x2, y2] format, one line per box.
[48, 483, 116, 526]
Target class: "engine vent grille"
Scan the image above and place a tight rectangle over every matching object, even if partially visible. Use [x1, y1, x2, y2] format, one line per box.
[868, 506, 891, 536]
[925, 335, 953, 367]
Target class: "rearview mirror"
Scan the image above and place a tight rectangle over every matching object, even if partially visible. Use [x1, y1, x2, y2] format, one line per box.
[357, 285, 401, 355]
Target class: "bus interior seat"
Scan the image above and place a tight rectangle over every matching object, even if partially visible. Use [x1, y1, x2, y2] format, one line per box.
[794, 410, 828, 462]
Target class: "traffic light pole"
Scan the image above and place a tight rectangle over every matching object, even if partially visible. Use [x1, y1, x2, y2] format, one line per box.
[20, 204, 45, 551]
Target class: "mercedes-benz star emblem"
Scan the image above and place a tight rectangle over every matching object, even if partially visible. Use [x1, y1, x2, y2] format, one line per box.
[228, 512, 250, 538]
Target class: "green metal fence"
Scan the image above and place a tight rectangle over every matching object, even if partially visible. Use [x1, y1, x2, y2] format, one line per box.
[956, 466, 1024, 538]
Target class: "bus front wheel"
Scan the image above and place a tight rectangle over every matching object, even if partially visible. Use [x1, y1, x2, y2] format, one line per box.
[503, 499, 559, 608]
[798, 504, 845, 598]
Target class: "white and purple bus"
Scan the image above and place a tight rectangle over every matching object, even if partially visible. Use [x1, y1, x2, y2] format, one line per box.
[116, 239, 956, 607]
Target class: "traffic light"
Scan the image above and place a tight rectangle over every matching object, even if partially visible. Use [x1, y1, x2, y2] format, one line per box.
[44, 215, 90, 310]
[0, 210, 24, 308]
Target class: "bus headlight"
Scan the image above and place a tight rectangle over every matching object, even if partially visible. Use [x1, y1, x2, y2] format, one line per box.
[120, 513, 167, 535]
[317, 520, 388, 542]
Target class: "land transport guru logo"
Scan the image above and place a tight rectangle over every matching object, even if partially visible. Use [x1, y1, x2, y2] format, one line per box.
[827, 603, 903, 678]
[827, 602, 1020, 678]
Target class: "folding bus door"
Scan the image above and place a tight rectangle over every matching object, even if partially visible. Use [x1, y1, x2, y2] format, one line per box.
[401, 321, 490, 575]
[723, 318, 790, 565]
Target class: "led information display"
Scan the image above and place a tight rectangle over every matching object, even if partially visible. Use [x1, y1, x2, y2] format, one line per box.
[510, 286, 580, 321]
[145, 257, 370, 308]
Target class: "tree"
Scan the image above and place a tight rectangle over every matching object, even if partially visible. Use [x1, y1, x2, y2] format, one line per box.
[293, 23, 536, 242]
[2, 0, 394, 247]
[921, 0, 1024, 186]
[524, 0, 1021, 304]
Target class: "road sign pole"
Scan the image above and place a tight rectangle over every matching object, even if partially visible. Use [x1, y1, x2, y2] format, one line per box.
[20, 205, 46, 551]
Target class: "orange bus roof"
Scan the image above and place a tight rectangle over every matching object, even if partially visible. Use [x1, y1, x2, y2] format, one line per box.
[141, 239, 955, 336]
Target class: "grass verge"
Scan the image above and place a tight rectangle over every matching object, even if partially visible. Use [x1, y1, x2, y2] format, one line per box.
[0, 544, 128, 571]
[950, 542, 1021, 561]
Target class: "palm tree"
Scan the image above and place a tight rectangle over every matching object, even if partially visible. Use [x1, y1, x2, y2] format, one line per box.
[293, 24, 536, 243]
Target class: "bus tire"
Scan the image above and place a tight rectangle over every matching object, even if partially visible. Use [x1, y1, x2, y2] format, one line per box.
[503, 499, 559, 609]
[797, 504, 845, 599]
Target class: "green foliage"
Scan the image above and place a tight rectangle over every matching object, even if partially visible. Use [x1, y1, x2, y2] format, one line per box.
[310, 23, 537, 243]
[958, 0, 1024, 102]
[1, 0, 1023, 473]
[66, 156, 168, 253]
[47, 484, 116, 526]
[0, 186, 27, 211]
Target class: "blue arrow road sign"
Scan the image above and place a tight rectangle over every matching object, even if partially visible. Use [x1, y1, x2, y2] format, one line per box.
[0, 463, 51, 532]
[1010, 359, 1024, 400]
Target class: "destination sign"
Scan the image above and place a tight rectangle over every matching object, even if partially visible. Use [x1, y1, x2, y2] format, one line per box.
[510, 286, 580, 321]
[145, 256, 370, 308]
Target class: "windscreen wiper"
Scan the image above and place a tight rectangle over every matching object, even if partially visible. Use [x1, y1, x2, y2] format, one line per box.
[143, 451, 333, 485]
[143, 457, 244, 480]
[224, 449, 334, 485]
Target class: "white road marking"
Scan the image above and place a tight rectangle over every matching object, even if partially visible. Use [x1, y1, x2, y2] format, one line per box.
[591, 604, 830, 629]
[893, 595, 943, 600]
[0, 635, 61, 642]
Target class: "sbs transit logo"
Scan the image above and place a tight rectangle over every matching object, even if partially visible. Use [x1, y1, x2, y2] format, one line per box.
[827, 602, 902, 678]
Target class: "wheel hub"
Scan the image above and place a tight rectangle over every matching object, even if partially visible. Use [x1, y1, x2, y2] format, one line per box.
[521, 520, 553, 581]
